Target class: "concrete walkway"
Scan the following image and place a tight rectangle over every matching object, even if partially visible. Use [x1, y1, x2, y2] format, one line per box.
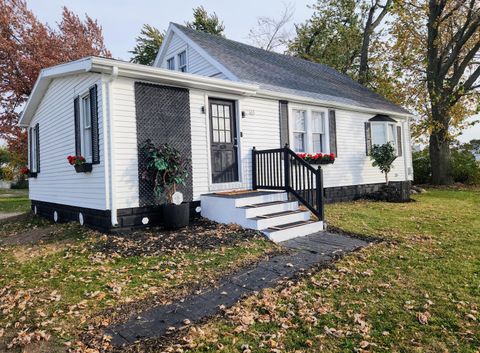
[107, 232, 369, 346]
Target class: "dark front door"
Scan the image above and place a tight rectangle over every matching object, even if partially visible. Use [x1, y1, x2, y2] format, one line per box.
[209, 99, 239, 183]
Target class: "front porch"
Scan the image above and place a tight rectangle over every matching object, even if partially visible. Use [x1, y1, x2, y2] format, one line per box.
[200, 145, 326, 242]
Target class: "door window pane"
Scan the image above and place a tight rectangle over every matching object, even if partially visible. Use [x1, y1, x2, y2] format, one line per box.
[218, 106, 224, 118]
[219, 118, 225, 130]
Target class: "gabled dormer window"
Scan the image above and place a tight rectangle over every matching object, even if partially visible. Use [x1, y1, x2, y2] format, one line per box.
[178, 51, 187, 72]
[167, 57, 175, 70]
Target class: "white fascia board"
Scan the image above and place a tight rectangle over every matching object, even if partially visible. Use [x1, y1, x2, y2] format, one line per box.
[90, 57, 257, 95]
[256, 88, 415, 119]
[19, 57, 93, 126]
[167, 24, 238, 81]
[153, 25, 174, 67]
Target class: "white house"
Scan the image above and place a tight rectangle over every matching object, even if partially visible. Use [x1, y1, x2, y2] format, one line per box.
[19, 23, 413, 242]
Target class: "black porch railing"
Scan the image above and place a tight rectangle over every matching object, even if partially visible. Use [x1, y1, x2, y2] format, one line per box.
[252, 144, 324, 221]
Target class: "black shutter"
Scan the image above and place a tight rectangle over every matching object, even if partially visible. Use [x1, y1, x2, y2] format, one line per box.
[29, 127, 33, 170]
[397, 125, 403, 157]
[35, 123, 40, 173]
[90, 84, 100, 164]
[365, 122, 372, 156]
[279, 100, 289, 147]
[328, 109, 337, 157]
[74, 96, 81, 156]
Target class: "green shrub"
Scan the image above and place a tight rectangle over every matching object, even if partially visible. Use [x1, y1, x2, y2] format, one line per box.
[412, 149, 431, 184]
[413, 146, 480, 185]
[451, 148, 480, 185]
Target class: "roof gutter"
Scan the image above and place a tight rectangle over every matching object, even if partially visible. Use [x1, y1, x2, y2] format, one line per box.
[256, 88, 415, 119]
[90, 57, 257, 95]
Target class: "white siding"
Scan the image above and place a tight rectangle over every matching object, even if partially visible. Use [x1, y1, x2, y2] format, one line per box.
[157, 32, 224, 77]
[190, 95, 412, 196]
[190, 90, 210, 199]
[110, 78, 140, 209]
[321, 110, 408, 187]
[28, 73, 107, 210]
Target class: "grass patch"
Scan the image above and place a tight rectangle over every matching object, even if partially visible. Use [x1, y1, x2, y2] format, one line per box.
[174, 188, 480, 352]
[0, 189, 30, 213]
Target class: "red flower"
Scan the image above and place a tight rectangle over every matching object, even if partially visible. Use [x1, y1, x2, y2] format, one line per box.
[20, 166, 29, 175]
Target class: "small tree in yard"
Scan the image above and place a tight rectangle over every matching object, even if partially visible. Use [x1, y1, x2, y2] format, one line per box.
[370, 143, 397, 185]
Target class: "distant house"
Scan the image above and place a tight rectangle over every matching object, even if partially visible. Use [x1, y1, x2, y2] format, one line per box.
[19, 23, 414, 241]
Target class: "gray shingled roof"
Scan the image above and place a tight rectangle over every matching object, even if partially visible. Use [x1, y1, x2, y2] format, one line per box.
[173, 23, 410, 115]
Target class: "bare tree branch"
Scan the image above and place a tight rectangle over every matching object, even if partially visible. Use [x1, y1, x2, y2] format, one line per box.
[248, 2, 294, 52]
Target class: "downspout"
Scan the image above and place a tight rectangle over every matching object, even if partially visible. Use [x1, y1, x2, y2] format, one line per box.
[106, 66, 119, 227]
[403, 117, 409, 182]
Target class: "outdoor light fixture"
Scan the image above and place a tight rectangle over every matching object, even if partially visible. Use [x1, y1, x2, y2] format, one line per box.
[201, 106, 206, 114]
[242, 111, 246, 118]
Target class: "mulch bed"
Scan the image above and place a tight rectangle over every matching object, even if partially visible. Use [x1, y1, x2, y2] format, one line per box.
[98, 218, 263, 257]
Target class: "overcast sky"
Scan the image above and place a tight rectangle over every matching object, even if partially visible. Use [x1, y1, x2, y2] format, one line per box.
[25, 1, 480, 142]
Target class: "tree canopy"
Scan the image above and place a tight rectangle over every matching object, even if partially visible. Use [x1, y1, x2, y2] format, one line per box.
[0, 0, 110, 165]
[186, 6, 225, 36]
[129, 24, 165, 65]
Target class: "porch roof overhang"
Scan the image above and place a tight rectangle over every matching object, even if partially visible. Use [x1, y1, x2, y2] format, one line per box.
[19, 56, 415, 127]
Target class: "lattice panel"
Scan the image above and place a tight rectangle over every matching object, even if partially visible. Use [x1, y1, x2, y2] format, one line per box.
[135, 82, 193, 206]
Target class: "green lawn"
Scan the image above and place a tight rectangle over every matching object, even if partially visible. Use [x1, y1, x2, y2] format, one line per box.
[0, 216, 277, 352]
[0, 188, 30, 213]
[171, 188, 480, 352]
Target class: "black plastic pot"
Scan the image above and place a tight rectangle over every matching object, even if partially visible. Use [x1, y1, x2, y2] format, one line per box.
[162, 203, 190, 230]
[74, 163, 93, 173]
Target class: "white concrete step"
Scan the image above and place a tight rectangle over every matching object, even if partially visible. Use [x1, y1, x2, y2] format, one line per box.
[241, 200, 299, 218]
[246, 210, 311, 230]
[233, 192, 288, 207]
[263, 220, 324, 243]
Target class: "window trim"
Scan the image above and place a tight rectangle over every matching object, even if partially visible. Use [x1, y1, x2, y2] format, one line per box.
[289, 105, 329, 154]
[177, 50, 187, 72]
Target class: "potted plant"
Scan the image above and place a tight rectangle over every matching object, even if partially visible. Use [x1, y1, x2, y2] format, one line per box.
[67, 155, 92, 173]
[142, 140, 190, 229]
[297, 152, 335, 165]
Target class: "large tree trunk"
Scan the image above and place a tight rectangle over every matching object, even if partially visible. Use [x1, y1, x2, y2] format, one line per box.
[429, 106, 453, 185]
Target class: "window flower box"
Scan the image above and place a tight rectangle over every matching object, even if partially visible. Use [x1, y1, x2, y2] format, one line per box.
[21, 166, 37, 178]
[68, 155, 92, 173]
[74, 163, 92, 173]
[297, 152, 335, 165]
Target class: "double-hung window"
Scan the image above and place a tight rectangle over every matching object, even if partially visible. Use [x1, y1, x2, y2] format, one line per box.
[293, 110, 307, 152]
[81, 94, 92, 162]
[74, 85, 99, 166]
[292, 108, 328, 153]
[311, 111, 325, 153]
[178, 50, 187, 72]
[167, 57, 175, 70]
